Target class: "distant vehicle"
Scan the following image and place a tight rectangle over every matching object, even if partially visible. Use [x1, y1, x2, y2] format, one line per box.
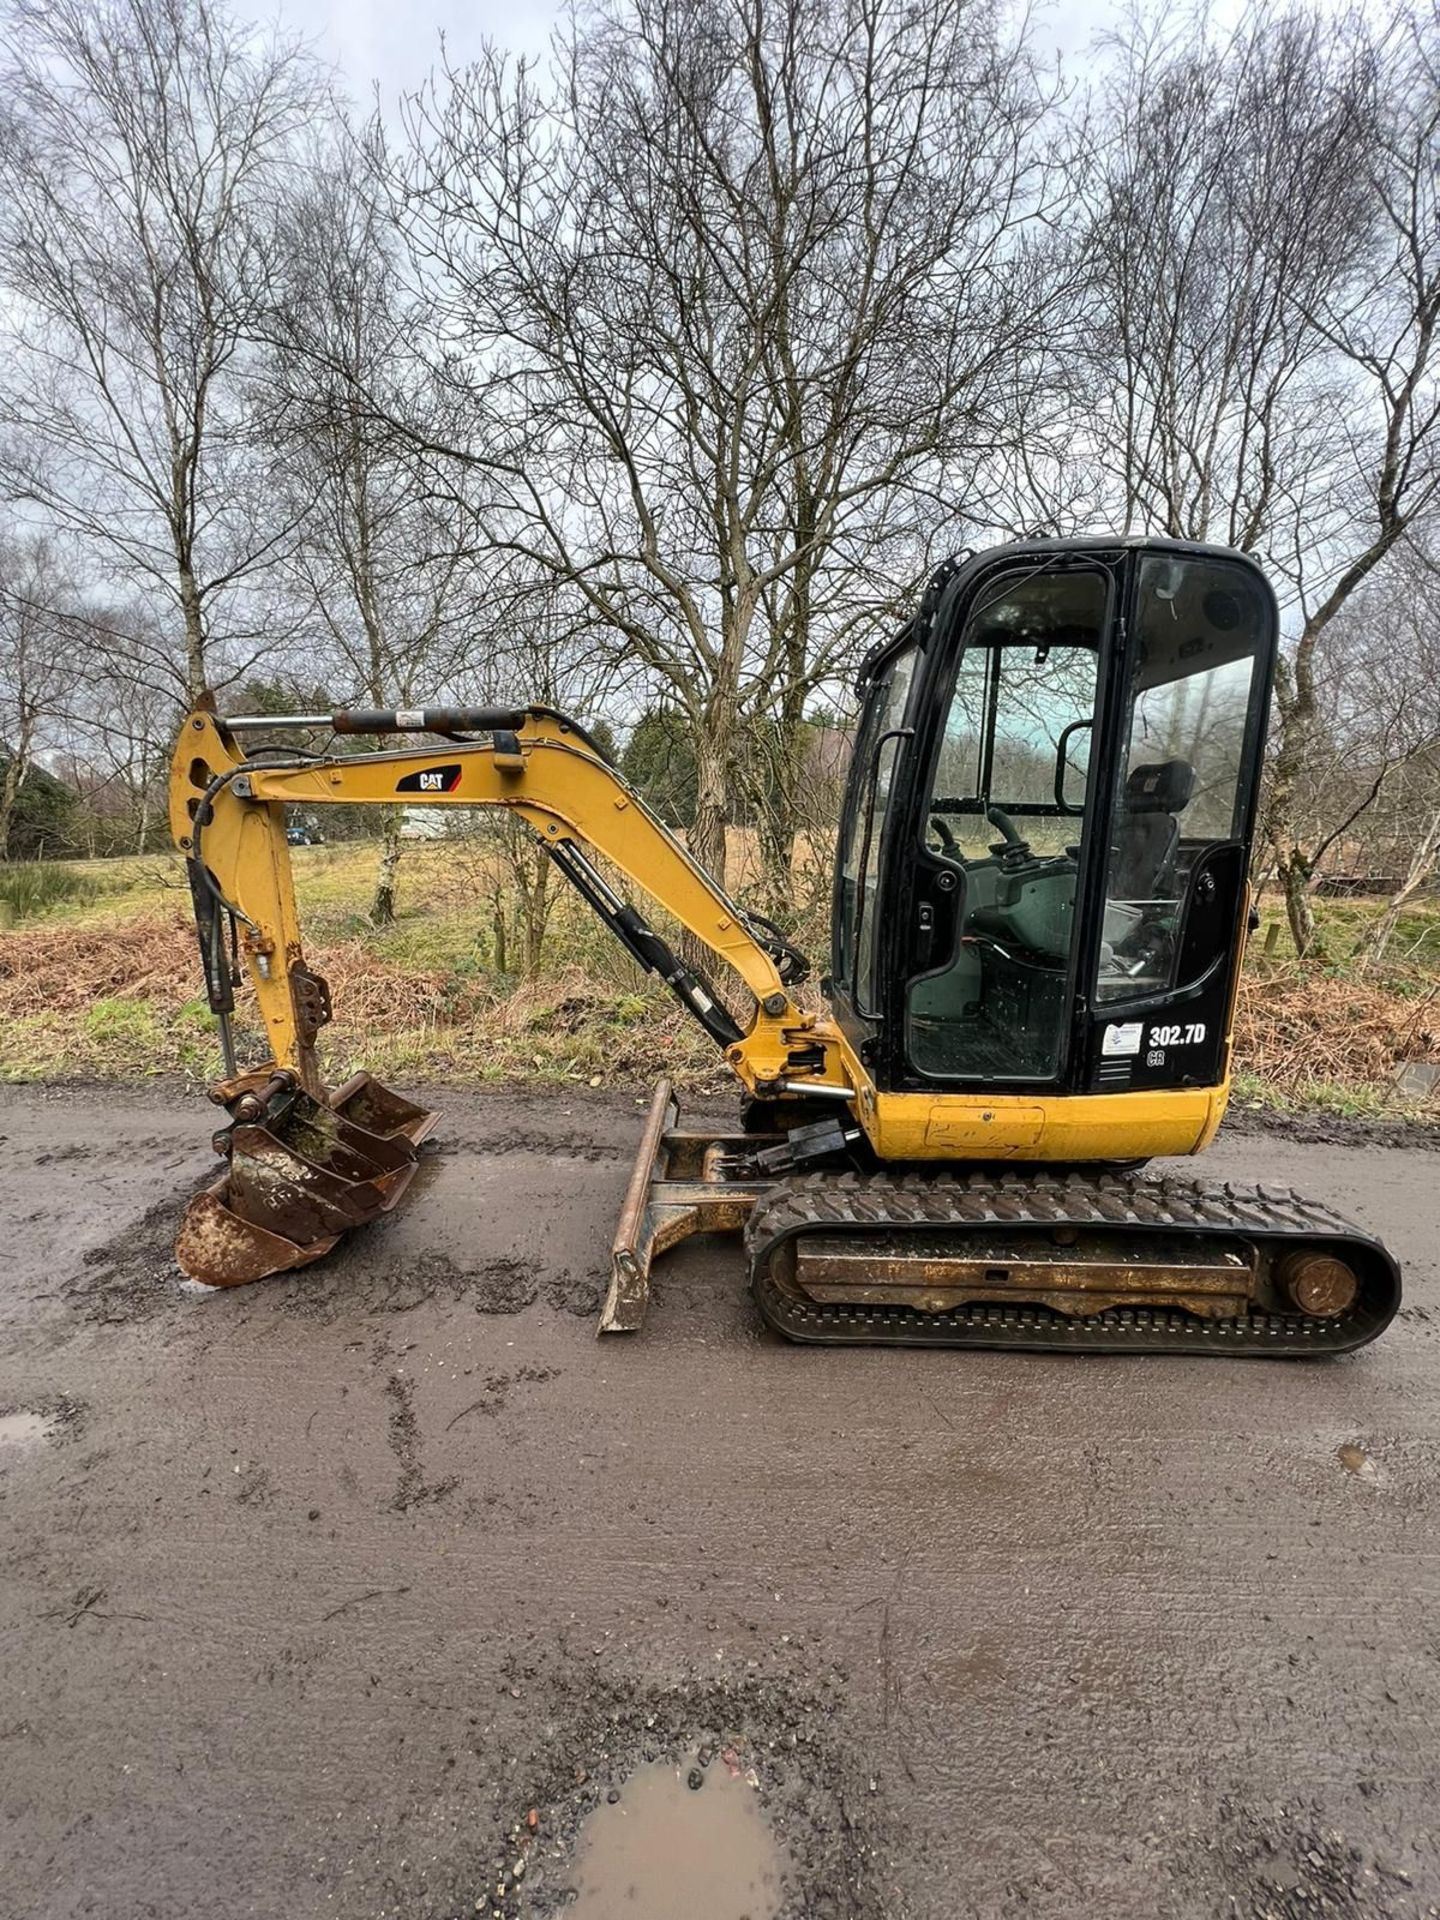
[399, 808, 448, 840]
[285, 825, 323, 847]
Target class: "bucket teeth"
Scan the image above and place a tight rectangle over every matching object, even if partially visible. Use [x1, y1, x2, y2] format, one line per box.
[175, 1074, 437, 1287]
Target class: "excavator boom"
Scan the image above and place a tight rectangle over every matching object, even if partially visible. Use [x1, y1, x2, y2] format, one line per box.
[174, 703, 837, 1100]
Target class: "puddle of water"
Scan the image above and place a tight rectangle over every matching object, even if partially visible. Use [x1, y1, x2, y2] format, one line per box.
[570, 1753, 785, 1920]
[0, 1411, 53, 1449]
[1337, 1442, 1380, 1483]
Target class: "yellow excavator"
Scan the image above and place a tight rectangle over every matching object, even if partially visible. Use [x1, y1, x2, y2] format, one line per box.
[169, 537, 1400, 1354]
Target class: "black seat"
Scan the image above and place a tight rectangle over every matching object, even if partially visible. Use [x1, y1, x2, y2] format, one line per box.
[1111, 759, 1194, 900]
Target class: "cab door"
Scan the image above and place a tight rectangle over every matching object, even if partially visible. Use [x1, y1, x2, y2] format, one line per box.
[902, 564, 1109, 1083]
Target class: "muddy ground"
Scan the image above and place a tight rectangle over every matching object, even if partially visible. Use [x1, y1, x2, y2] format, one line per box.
[1, 1081, 1438, 1920]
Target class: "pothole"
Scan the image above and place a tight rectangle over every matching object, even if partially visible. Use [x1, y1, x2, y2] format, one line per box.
[0, 1410, 56, 1450]
[1337, 1441, 1381, 1483]
[570, 1751, 786, 1920]
[432, 1665, 898, 1920]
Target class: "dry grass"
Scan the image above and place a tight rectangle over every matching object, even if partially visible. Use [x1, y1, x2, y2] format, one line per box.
[1234, 967, 1440, 1100]
[0, 913, 196, 1013]
[1, 841, 1436, 1116]
[0, 908, 723, 1090]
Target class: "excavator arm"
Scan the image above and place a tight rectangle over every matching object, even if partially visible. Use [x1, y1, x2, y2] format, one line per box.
[168, 703, 849, 1306]
[172, 703, 844, 1100]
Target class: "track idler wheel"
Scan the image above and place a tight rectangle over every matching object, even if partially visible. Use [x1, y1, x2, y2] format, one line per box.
[1276, 1250, 1359, 1317]
[175, 1069, 438, 1287]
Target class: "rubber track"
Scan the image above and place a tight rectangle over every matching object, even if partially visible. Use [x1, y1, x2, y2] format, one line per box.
[745, 1168, 1401, 1356]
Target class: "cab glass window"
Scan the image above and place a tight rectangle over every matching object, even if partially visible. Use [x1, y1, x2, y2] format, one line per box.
[1097, 555, 1266, 1003]
[835, 646, 915, 1005]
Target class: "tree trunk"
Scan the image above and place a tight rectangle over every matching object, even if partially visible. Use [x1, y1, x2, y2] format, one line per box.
[179, 561, 207, 704]
[1354, 810, 1440, 972]
[370, 813, 403, 926]
[682, 725, 734, 978]
[763, 507, 820, 922]
[754, 684, 810, 922]
[492, 892, 508, 975]
[754, 789, 794, 921]
[519, 854, 552, 979]
[1266, 647, 1325, 959]
[689, 731, 730, 888]
[1279, 851, 1319, 959]
[0, 754, 21, 861]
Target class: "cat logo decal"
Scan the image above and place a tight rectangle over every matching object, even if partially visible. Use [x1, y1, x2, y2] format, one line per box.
[395, 764, 462, 794]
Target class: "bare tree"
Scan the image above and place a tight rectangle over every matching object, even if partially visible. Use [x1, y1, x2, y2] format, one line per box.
[456, 577, 630, 980]
[394, 0, 1054, 897]
[0, 0, 324, 701]
[1262, 539, 1440, 907]
[1266, 4, 1440, 952]
[1076, 8, 1370, 546]
[264, 135, 475, 924]
[0, 533, 80, 858]
[57, 601, 178, 853]
[1355, 806, 1440, 969]
[1077, 4, 1440, 955]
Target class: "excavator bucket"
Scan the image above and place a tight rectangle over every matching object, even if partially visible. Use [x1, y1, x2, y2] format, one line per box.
[176, 1070, 438, 1287]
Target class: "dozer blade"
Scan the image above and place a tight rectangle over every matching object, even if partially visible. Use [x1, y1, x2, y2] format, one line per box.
[176, 1072, 438, 1288]
[601, 1079, 781, 1334]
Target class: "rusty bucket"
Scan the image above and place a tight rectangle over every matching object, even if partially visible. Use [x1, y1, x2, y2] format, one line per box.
[176, 1070, 438, 1287]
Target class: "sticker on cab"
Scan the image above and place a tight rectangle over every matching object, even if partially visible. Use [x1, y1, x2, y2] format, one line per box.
[1102, 1021, 1144, 1057]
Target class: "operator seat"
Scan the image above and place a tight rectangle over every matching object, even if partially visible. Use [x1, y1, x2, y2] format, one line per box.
[1111, 759, 1194, 899]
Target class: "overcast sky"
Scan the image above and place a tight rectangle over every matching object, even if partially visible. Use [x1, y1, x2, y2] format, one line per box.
[282, 0, 554, 109]
[280, 0, 1138, 113]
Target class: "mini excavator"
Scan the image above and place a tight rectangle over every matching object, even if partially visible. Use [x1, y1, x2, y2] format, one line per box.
[169, 537, 1400, 1354]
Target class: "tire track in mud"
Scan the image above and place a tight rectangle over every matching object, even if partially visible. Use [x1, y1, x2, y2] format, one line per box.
[56, 1102, 615, 1327]
[382, 1370, 458, 1512]
[66, 1189, 584, 1327]
[431, 1130, 634, 1163]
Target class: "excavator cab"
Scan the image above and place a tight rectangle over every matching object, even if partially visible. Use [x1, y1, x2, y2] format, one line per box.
[832, 539, 1276, 1101]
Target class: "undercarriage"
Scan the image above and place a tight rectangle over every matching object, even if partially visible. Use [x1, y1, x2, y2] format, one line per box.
[609, 1083, 1401, 1356]
[174, 1070, 1399, 1357]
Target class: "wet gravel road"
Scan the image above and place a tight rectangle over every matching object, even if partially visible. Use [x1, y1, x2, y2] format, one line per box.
[1, 1082, 1438, 1920]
